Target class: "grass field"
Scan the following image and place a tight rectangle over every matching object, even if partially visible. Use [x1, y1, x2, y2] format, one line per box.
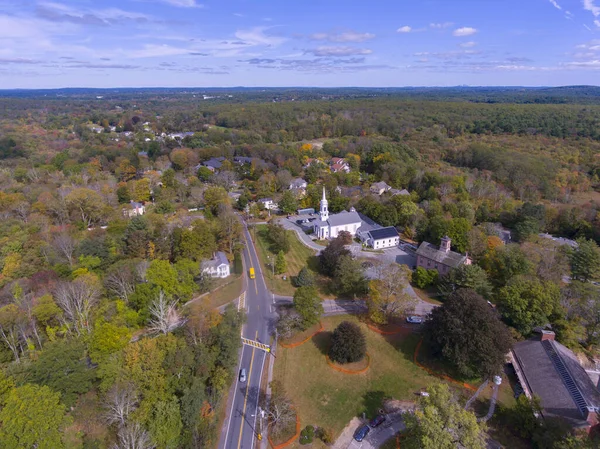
[253, 224, 318, 296]
[204, 275, 243, 309]
[273, 315, 518, 446]
[273, 315, 438, 438]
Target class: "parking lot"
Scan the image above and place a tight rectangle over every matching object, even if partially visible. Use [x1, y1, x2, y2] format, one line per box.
[347, 414, 405, 449]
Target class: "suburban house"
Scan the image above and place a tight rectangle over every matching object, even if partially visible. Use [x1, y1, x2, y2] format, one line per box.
[390, 189, 410, 196]
[539, 233, 579, 249]
[370, 181, 392, 196]
[122, 201, 145, 218]
[234, 156, 253, 165]
[314, 188, 363, 239]
[258, 198, 278, 211]
[289, 178, 308, 196]
[330, 157, 351, 173]
[202, 157, 225, 172]
[509, 330, 600, 431]
[201, 252, 231, 278]
[361, 227, 400, 249]
[303, 158, 324, 169]
[415, 236, 471, 276]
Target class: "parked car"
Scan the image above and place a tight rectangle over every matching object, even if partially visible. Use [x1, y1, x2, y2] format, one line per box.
[406, 316, 423, 324]
[369, 415, 385, 428]
[296, 220, 304, 225]
[353, 425, 370, 442]
[308, 217, 317, 222]
[239, 368, 247, 383]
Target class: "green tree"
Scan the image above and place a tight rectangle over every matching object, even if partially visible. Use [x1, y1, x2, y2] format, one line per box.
[275, 250, 287, 275]
[571, 238, 600, 282]
[266, 223, 290, 254]
[197, 166, 213, 182]
[148, 396, 183, 449]
[65, 187, 104, 228]
[147, 259, 180, 298]
[319, 232, 351, 276]
[498, 276, 561, 334]
[438, 264, 492, 299]
[412, 267, 438, 289]
[403, 383, 486, 449]
[334, 255, 368, 298]
[203, 186, 229, 215]
[173, 221, 217, 262]
[89, 319, 132, 362]
[28, 339, 96, 407]
[293, 266, 315, 288]
[328, 321, 366, 364]
[293, 286, 323, 329]
[0, 384, 68, 449]
[279, 190, 298, 215]
[426, 289, 513, 378]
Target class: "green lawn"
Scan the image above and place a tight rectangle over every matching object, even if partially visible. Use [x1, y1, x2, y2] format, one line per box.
[204, 276, 243, 309]
[273, 315, 438, 438]
[253, 225, 318, 296]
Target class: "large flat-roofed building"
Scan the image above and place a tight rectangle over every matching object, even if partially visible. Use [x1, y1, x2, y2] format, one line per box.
[510, 331, 600, 431]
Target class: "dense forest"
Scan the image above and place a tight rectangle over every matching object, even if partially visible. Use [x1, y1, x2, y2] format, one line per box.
[1, 87, 600, 448]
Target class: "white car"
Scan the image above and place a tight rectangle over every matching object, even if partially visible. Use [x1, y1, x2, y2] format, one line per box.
[239, 368, 247, 383]
[406, 316, 424, 324]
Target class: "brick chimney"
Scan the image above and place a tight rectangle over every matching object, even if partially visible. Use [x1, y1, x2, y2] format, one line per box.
[540, 330, 556, 341]
[440, 236, 451, 253]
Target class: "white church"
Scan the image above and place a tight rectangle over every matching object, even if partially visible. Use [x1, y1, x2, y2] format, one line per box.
[313, 188, 363, 240]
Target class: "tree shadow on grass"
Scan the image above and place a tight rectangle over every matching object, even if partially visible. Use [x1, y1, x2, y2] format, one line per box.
[362, 391, 387, 419]
[312, 330, 331, 356]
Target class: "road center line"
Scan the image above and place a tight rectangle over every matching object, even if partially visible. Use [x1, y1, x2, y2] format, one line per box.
[237, 330, 258, 449]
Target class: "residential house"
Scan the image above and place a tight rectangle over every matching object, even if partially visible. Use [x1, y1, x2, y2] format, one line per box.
[122, 201, 145, 218]
[361, 227, 400, 249]
[202, 157, 225, 172]
[370, 181, 392, 196]
[330, 157, 351, 173]
[234, 156, 254, 165]
[509, 330, 600, 431]
[303, 158, 324, 169]
[390, 189, 410, 196]
[539, 233, 578, 249]
[201, 252, 230, 278]
[415, 236, 471, 276]
[289, 178, 308, 196]
[89, 125, 104, 134]
[258, 198, 278, 211]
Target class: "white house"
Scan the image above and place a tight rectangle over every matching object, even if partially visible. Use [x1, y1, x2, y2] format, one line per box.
[313, 188, 363, 239]
[289, 178, 308, 196]
[362, 227, 400, 249]
[370, 181, 392, 196]
[258, 198, 278, 211]
[201, 252, 230, 278]
[330, 157, 351, 173]
[122, 201, 145, 218]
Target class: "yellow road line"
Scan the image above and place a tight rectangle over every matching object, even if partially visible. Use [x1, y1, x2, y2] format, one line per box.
[237, 330, 258, 449]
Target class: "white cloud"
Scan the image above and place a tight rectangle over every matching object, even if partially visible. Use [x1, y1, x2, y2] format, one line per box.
[234, 27, 286, 46]
[306, 46, 372, 57]
[584, 0, 600, 16]
[548, 0, 562, 10]
[397, 26, 412, 33]
[596, 19, 600, 26]
[453, 27, 478, 37]
[430, 22, 453, 29]
[310, 31, 375, 43]
[156, 0, 202, 7]
[460, 41, 477, 48]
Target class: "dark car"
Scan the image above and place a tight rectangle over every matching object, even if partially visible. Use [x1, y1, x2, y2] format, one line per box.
[369, 415, 385, 428]
[296, 219, 304, 225]
[353, 425, 370, 442]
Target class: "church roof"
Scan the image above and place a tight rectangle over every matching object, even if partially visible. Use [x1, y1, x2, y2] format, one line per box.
[325, 211, 362, 227]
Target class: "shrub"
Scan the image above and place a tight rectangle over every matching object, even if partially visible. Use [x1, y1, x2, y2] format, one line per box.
[317, 427, 334, 445]
[329, 321, 366, 364]
[412, 267, 438, 289]
[293, 266, 315, 288]
[299, 425, 315, 445]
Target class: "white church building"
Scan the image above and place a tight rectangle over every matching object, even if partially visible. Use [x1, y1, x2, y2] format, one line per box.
[314, 188, 363, 240]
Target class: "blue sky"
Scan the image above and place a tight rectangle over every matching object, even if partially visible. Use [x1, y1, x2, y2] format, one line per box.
[0, 0, 599, 88]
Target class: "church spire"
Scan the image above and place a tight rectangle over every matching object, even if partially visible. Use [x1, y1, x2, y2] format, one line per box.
[319, 187, 329, 221]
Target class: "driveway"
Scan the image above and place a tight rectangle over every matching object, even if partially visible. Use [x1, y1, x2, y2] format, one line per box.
[345, 414, 405, 449]
[277, 217, 324, 252]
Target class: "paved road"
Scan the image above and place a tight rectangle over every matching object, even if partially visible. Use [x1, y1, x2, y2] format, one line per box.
[347, 415, 405, 449]
[220, 222, 275, 449]
[277, 217, 326, 252]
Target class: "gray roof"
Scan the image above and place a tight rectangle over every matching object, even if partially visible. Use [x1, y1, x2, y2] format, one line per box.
[289, 178, 307, 189]
[325, 211, 362, 227]
[538, 233, 578, 248]
[203, 158, 223, 169]
[415, 241, 467, 268]
[258, 198, 273, 203]
[234, 156, 253, 164]
[202, 251, 229, 270]
[129, 201, 144, 209]
[371, 181, 391, 191]
[512, 338, 600, 426]
[391, 189, 410, 196]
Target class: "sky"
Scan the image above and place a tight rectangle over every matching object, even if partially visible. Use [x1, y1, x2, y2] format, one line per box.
[0, 0, 600, 88]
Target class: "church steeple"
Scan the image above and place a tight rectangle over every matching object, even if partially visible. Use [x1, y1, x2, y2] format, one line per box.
[319, 187, 329, 221]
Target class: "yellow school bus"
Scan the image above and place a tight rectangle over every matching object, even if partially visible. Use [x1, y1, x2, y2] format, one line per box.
[249, 267, 255, 279]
